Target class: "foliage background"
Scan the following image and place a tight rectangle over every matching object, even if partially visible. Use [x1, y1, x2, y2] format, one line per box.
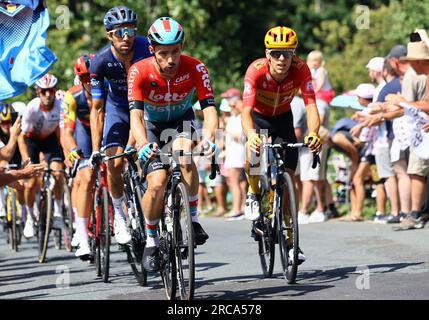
[6, 0, 429, 124]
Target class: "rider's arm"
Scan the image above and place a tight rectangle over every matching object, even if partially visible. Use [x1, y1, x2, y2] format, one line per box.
[241, 67, 258, 139]
[130, 108, 149, 147]
[17, 108, 31, 162]
[193, 60, 218, 142]
[89, 55, 106, 152]
[60, 92, 78, 155]
[128, 64, 149, 147]
[0, 119, 19, 161]
[300, 70, 320, 135]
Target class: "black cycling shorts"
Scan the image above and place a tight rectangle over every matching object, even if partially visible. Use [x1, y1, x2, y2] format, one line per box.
[25, 134, 64, 164]
[252, 110, 298, 171]
[145, 108, 196, 174]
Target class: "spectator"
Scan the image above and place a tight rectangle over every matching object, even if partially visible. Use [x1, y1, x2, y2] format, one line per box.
[367, 60, 402, 223]
[222, 88, 247, 219]
[293, 96, 329, 224]
[340, 84, 376, 221]
[307, 50, 335, 104]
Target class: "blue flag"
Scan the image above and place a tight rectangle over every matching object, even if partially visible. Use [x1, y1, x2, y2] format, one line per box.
[0, 1, 57, 100]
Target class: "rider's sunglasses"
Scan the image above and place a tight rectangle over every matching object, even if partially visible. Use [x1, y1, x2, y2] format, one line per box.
[39, 88, 56, 95]
[110, 27, 137, 38]
[269, 49, 295, 59]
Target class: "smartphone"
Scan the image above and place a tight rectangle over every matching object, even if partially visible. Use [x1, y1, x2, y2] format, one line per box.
[11, 111, 19, 123]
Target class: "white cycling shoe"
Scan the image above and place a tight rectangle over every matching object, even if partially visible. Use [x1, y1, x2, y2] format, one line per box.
[114, 215, 131, 244]
[75, 240, 91, 258]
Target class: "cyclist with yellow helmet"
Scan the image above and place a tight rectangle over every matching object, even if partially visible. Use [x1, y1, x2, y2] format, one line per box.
[0, 102, 21, 162]
[241, 26, 322, 264]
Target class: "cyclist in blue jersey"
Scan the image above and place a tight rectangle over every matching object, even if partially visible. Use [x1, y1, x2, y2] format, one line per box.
[89, 6, 152, 244]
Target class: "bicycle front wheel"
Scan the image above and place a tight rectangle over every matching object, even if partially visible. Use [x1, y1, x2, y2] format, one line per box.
[100, 187, 111, 283]
[173, 182, 195, 300]
[257, 184, 275, 278]
[276, 171, 299, 284]
[63, 179, 73, 252]
[38, 189, 53, 263]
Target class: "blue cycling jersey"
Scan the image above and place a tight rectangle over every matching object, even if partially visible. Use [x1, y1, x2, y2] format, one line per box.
[89, 36, 151, 109]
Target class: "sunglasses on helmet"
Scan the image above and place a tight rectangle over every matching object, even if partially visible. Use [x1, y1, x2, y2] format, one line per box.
[269, 49, 295, 59]
[110, 27, 137, 38]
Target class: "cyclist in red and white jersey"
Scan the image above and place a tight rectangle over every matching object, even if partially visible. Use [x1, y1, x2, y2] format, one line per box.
[18, 73, 66, 238]
[128, 17, 218, 272]
[241, 26, 322, 263]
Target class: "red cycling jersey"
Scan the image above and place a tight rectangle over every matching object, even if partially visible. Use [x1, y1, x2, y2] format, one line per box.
[128, 55, 215, 122]
[242, 57, 316, 117]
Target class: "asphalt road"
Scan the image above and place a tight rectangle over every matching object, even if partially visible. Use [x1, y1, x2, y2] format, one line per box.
[1, 217, 428, 300]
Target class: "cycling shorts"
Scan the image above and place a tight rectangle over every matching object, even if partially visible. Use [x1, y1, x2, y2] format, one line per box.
[102, 102, 130, 150]
[145, 108, 196, 175]
[252, 110, 298, 171]
[25, 134, 64, 164]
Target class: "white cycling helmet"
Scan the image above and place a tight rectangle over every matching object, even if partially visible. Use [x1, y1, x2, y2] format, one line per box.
[35, 73, 58, 89]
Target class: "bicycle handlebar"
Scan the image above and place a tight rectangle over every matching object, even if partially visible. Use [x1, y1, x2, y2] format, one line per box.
[263, 141, 321, 169]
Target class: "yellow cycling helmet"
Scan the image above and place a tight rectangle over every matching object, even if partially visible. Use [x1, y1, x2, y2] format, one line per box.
[264, 26, 298, 49]
[0, 103, 13, 123]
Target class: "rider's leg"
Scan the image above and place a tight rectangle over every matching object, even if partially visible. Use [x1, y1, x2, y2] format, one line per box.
[141, 169, 169, 247]
[75, 167, 94, 243]
[105, 145, 132, 244]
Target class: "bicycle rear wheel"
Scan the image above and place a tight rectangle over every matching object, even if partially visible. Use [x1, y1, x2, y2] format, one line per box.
[257, 184, 275, 278]
[173, 182, 194, 300]
[38, 189, 53, 263]
[276, 171, 299, 284]
[100, 187, 111, 283]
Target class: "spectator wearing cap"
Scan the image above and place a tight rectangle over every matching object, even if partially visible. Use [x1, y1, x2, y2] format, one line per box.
[382, 32, 429, 229]
[365, 60, 402, 223]
[221, 89, 248, 219]
[339, 83, 378, 221]
[383, 39, 428, 227]
[366, 57, 386, 101]
[307, 50, 335, 104]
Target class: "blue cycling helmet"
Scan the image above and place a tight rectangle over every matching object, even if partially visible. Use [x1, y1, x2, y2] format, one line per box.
[147, 17, 184, 45]
[103, 6, 137, 31]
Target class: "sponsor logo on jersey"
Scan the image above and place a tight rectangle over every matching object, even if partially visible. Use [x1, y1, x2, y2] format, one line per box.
[256, 88, 298, 106]
[145, 102, 189, 113]
[253, 60, 266, 70]
[175, 73, 190, 84]
[305, 80, 314, 91]
[196, 63, 212, 91]
[148, 90, 189, 103]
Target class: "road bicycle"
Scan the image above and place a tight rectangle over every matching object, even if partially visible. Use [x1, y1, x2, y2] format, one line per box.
[3, 164, 22, 252]
[252, 140, 319, 283]
[148, 149, 219, 300]
[88, 153, 115, 283]
[38, 165, 72, 263]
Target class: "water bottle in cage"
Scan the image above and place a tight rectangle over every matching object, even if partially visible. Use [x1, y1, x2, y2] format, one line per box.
[165, 193, 173, 232]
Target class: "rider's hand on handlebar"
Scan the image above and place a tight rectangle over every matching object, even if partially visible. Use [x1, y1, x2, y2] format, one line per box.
[138, 143, 157, 162]
[68, 148, 83, 165]
[89, 150, 102, 168]
[248, 133, 262, 155]
[304, 132, 322, 153]
[201, 139, 218, 158]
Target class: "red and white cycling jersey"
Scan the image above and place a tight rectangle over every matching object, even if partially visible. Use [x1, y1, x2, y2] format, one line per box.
[22, 97, 61, 140]
[128, 54, 215, 122]
[243, 57, 316, 117]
